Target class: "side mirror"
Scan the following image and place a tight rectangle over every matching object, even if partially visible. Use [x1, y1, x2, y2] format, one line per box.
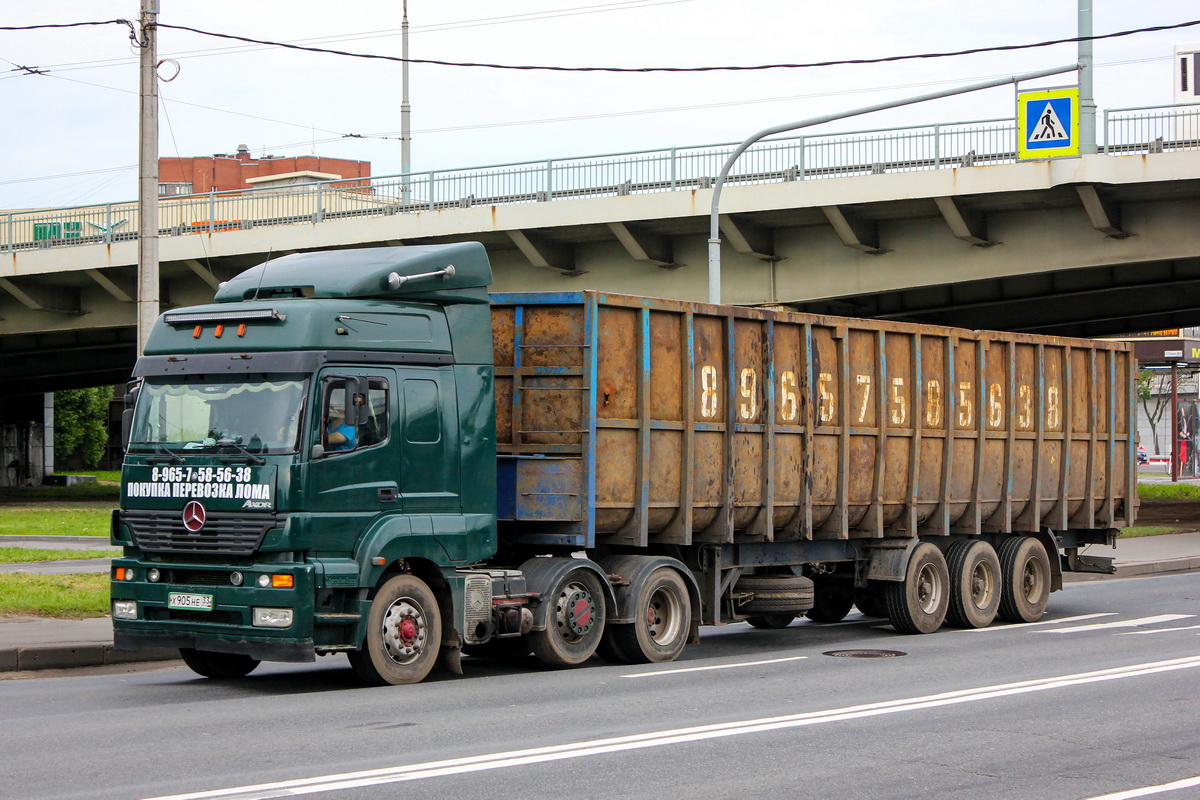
[121, 408, 134, 452]
[347, 376, 369, 426]
[310, 443, 326, 460]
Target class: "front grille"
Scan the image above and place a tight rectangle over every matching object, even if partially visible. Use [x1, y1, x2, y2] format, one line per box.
[124, 509, 283, 556]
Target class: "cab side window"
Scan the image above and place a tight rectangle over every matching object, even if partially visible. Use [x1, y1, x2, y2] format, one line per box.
[321, 377, 388, 455]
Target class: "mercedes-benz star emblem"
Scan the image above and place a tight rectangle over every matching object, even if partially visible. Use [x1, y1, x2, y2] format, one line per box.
[182, 501, 207, 532]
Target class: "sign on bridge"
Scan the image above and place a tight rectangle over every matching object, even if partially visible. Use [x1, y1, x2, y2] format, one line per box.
[1017, 87, 1080, 160]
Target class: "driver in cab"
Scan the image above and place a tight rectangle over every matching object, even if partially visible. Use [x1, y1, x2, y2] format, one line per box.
[325, 405, 357, 452]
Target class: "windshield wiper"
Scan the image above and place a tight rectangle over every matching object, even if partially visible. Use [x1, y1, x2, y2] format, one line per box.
[143, 443, 184, 464]
[216, 439, 265, 466]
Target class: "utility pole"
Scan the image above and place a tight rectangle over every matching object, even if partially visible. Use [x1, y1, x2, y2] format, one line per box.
[401, 0, 412, 205]
[1078, 0, 1097, 154]
[137, 0, 160, 355]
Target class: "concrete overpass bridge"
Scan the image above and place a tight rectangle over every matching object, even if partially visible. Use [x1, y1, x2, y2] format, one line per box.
[4, 106, 1200, 401]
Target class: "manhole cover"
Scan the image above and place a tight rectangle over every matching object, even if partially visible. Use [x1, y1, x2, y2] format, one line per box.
[822, 649, 907, 659]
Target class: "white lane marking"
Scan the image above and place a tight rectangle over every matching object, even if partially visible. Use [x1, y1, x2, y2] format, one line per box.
[1116, 624, 1200, 636]
[959, 612, 1116, 632]
[622, 656, 808, 678]
[1037, 614, 1193, 634]
[1082, 774, 1200, 799]
[140, 655, 1200, 800]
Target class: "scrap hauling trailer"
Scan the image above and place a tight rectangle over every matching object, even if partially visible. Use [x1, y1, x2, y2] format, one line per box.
[111, 243, 1136, 684]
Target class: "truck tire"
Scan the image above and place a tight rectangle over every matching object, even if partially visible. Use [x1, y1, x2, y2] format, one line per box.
[528, 569, 606, 667]
[746, 614, 796, 629]
[606, 568, 690, 663]
[945, 540, 1001, 628]
[348, 574, 442, 685]
[736, 574, 815, 615]
[179, 648, 260, 679]
[806, 580, 855, 623]
[882, 542, 949, 634]
[997, 535, 1051, 623]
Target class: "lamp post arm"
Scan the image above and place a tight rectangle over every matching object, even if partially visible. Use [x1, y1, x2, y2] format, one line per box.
[707, 62, 1081, 305]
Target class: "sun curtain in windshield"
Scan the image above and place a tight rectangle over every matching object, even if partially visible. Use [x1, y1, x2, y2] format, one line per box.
[130, 379, 308, 454]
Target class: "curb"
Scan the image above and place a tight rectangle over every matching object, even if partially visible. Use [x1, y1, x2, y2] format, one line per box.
[0, 643, 179, 673]
[1064, 556, 1200, 582]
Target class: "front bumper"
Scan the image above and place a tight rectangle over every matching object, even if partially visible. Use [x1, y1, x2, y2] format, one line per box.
[110, 557, 318, 663]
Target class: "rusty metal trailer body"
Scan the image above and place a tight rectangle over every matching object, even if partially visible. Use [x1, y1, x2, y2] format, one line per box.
[492, 290, 1134, 626]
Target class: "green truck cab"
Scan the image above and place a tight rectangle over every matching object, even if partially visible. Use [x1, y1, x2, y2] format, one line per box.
[113, 243, 502, 683]
[113, 243, 1134, 685]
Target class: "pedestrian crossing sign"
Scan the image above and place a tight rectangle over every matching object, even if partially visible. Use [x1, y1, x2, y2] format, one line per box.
[1017, 87, 1080, 159]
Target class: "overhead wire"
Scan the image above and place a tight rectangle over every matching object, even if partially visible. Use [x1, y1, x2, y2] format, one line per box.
[155, 17, 1200, 73]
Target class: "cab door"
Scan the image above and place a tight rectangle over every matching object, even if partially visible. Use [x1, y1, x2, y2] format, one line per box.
[306, 368, 397, 552]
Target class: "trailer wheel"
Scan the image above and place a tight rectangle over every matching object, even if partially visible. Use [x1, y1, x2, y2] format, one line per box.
[882, 542, 949, 634]
[997, 536, 1051, 623]
[179, 648, 260, 679]
[945, 540, 1001, 628]
[348, 574, 441, 685]
[607, 568, 690, 663]
[528, 569, 606, 667]
[806, 581, 855, 623]
[746, 614, 796, 629]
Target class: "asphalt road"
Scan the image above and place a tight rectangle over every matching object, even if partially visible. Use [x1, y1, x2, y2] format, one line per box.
[5, 573, 1200, 800]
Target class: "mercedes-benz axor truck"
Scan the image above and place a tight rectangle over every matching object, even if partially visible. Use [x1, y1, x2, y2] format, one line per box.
[111, 243, 1135, 684]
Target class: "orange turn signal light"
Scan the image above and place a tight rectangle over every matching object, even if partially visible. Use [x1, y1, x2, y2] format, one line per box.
[271, 574, 294, 588]
[115, 567, 126, 580]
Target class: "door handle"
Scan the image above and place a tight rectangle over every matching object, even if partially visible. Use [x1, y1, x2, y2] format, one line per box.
[377, 487, 398, 503]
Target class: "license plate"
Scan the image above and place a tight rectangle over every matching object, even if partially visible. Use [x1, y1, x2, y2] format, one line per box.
[168, 592, 214, 611]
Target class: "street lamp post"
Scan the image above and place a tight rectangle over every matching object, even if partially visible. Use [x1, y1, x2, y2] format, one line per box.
[706, 64, 1081, 306]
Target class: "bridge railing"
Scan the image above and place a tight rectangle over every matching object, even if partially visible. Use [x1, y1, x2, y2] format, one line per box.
[3, 105, 1196, 254]
[1104, 102, 1200, 154]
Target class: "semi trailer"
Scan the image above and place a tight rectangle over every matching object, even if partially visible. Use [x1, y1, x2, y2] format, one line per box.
[111, 242, 1136, 684]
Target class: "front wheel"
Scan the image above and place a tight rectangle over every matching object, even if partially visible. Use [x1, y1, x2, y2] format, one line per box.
[179, 648, 260, 679]
[997, 536, 1051, 623]
[528, 570, 606, 667]
[606, 568, 691, 663]
[348, 574, 442, 686]
[882, 542, 949, 634]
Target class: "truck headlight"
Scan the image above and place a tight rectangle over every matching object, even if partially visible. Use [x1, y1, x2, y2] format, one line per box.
[147, 568, 161, 583]
[252, 608, 293, 628]
[112, 601, 138, 620]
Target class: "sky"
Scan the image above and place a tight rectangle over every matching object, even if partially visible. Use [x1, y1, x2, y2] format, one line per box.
[0, 0, 1195, 210]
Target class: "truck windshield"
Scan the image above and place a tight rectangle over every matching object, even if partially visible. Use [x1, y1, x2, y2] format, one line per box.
[129, 379, 308, 455]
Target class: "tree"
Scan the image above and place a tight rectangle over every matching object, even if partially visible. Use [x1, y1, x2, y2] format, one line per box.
[54, 386, 113, 468]
[1137, 369, 1172, 454]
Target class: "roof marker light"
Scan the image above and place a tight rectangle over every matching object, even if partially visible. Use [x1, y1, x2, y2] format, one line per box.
[193, 326, 202, 339]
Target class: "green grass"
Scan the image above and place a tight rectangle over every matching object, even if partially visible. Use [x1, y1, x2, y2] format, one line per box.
[60, 470, 121, 483]
[0, 484, 119, 501]
[0, 506, 115, 538]
[1138, 483, 1200, 500]
[1119, 525, 1188, 539]
[0, 547, 113, 563]
[0, 573, 109, 619]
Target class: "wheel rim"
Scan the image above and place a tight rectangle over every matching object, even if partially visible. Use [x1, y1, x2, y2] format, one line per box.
[916, 562, 943, 614]
[555, 581, 597, 642]
[1021, 556, 1046, 604]
[970, 560, 997, 611]
[645, 585, 684, 646]
[381, 598, 428, 665]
